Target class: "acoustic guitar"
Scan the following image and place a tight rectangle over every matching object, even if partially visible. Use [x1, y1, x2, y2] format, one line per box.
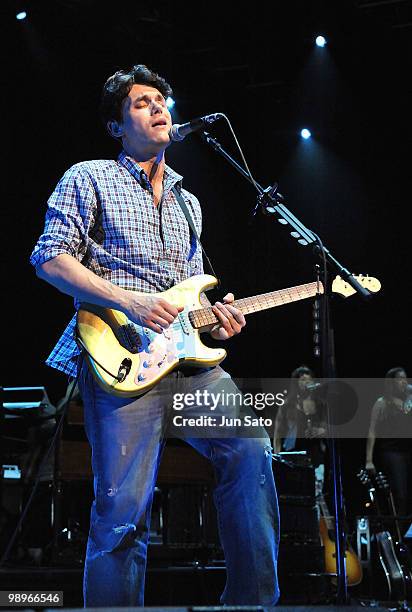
[374, 471, 412, 600]
[77, 273, 380, 397]
[358, 468, 409, 601]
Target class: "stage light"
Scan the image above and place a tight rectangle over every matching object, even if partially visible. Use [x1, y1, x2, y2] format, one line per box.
[315, 35, 326, 48]
[300, 128, 311, 140]
[166, 97, 175, 109]
[16, 11, 27, 20]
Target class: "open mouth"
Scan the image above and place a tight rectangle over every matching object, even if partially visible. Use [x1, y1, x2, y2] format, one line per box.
[152, 119, 168, 128]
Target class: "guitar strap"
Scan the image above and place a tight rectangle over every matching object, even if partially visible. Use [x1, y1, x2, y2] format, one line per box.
[172, 185, 220, 285]
[84, 182, 220, 284]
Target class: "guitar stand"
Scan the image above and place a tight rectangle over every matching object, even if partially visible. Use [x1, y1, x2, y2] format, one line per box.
[200, 130, 375, 605]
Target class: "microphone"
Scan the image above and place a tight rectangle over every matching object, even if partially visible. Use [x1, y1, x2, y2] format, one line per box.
[306, 382, 322, 392]
[169, 113, 224, 142]
[300, 382, 323, 399]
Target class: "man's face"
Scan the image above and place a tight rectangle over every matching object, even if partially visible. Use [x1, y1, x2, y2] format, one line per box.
[119, 83, 172, 153]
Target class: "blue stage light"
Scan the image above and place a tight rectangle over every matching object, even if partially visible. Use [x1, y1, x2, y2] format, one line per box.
[166, 97, 175, 109]
[16, 11, 27, 20]
[315, 35, 326, 48]
[300, 128, 311, 140]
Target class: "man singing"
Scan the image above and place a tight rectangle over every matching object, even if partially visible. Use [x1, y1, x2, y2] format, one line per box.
[31, 64, 279, 607]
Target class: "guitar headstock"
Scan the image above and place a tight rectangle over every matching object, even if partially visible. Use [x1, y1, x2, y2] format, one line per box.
[357, 468, 373, 490]
[375, 471, 390, 491]
[332, 275, 381, 298]
[357, 468, 381, 514]
[374, 471, 399, 524]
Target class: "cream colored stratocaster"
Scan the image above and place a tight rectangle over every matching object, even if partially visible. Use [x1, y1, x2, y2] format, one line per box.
[76, 274, 380, 397]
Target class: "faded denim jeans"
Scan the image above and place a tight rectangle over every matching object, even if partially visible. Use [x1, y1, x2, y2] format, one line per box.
[78, 363, 279, 607]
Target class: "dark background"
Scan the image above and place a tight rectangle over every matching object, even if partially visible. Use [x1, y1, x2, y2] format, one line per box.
[3, 0, 412, 511]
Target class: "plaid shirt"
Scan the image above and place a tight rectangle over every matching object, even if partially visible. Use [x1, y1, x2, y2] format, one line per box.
[30, 151, 204, 378]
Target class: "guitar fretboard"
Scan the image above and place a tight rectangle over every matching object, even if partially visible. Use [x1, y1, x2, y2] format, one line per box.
[188, 281, 324, 329]
[318, 497, 334, 532]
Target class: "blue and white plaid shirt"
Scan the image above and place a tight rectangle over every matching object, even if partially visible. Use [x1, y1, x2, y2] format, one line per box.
[30, 151, 204, 378]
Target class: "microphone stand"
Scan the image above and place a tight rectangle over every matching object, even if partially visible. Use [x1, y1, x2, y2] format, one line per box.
[201, 131, 374, 605]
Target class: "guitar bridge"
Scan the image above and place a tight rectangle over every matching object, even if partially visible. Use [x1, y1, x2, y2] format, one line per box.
[117, 324, 143, 353]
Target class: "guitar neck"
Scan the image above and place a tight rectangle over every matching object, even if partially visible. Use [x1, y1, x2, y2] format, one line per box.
[189, 281, 324, 329]
[387, 488, 403, 543]
[318, 495, 334, 532]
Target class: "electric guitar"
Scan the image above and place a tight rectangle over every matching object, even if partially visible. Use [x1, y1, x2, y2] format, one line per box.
[77, 273, 380, 397]
[318, 492, 363, 586]
[358, 468, 409, 601]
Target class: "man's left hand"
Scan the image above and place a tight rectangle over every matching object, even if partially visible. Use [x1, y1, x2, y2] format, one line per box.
[209, 293, 246, 341]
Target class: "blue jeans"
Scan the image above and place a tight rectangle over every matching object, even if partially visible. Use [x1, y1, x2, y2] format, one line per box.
[78, 364, 279, 607]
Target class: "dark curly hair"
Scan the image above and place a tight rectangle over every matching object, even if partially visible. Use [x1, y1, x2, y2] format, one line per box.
[287, 365, 315, 407]
[100, 64, 173, 126]
[384, 366, 407, 401]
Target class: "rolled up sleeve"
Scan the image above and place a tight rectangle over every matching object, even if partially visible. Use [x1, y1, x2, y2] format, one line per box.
[30, 164, 97, 269]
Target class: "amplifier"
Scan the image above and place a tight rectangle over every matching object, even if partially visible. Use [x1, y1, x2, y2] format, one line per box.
[275, 459, 319, 542]
[273, 459, 315, 498]
[279, 542, 324, 573]
[279, 496, 319, 541]
[58, 440, 215, 484]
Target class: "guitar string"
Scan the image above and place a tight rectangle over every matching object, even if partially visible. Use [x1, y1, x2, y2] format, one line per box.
[189, 282, 320, 328]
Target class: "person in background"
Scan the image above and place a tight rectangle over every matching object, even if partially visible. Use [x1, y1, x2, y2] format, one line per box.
[274, 365, 326, 462]
[273, 365, 327, 497]
[366, 366, 412, 533]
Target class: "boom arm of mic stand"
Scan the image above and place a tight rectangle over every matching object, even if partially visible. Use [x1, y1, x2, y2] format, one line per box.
[201, 131, 372, 301]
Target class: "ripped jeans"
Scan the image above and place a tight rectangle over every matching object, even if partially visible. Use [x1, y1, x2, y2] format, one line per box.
[78, 364, 279, 607]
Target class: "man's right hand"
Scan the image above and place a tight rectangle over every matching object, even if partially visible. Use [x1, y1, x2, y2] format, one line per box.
[36, 254, 183, 334]
[124, 294, 183, 333]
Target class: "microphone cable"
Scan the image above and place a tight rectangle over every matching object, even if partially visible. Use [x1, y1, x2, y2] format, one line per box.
[210, 113, 261, 196]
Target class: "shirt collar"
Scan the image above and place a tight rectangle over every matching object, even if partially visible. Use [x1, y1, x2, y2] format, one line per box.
[117, 150, 183, 192]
